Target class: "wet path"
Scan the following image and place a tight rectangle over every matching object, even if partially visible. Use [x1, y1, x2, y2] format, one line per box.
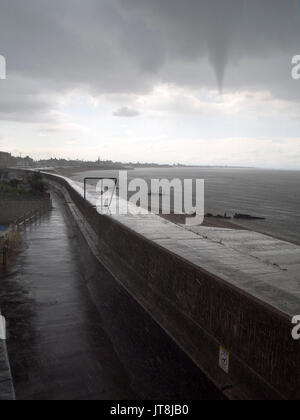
[0, 195, 137, 400]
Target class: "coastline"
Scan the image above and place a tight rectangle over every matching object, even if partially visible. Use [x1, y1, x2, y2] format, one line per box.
[45, 165, 129, 177]
[41, 169, 300, 400]
[160, 214, 248, 230]
[51, 166, 300, 245]
[160, 214, 300, 246]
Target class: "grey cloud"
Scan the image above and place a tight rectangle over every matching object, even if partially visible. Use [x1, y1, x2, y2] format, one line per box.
[0, 75, 58, 122]
[131, 0, 300, 97]
[0, 0, 300, 124]
[113, 106, 140, 117]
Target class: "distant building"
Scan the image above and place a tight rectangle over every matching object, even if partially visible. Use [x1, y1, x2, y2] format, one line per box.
[0, 152, 16, 167]
[16, 155, 34, 168]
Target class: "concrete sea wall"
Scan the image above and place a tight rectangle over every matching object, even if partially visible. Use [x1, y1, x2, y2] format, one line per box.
[37, 172, 300, 400]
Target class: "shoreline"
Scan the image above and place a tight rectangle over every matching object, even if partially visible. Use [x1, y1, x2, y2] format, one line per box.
[160, 213, 248, 230]
[160, 213, 300, 246]
[48, 168, 300, 246]
[45, 165, 128, 177]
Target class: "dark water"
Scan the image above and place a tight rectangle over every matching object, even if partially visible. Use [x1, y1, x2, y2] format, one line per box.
[72, 167, 300, 244]
[0, 193, 220, 400]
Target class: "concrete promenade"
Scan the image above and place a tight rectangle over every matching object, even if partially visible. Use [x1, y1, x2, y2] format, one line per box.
[81, 178, 300, 317]
[1, 169, 299, 399]
[42, 172, 300, 400]
[0, 196, 138, 400]
[0, 193, 220, 400]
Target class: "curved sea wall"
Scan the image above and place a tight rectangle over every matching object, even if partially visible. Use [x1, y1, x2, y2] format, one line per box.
[39, 171, 299, 400]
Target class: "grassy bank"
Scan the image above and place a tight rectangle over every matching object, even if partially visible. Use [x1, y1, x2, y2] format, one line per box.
[0, 172, 48, 199]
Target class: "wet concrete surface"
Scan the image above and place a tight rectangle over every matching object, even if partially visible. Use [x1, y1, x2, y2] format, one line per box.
[0, 194, 220, 400]
[0, 196, 137, 400]
[77, 178, 300, 316]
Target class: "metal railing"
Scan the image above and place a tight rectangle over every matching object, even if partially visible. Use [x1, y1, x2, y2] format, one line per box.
[13, 205, 50, 229]
[0, 200, 52, 268]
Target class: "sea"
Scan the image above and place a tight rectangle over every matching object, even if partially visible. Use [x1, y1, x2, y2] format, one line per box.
[70, 167, 300, 245]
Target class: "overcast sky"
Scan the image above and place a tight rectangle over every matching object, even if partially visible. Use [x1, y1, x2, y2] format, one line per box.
[1, 0, 300, 168]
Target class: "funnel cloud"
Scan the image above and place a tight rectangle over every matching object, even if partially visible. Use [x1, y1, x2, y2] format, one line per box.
[0, 0, 300, 167]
